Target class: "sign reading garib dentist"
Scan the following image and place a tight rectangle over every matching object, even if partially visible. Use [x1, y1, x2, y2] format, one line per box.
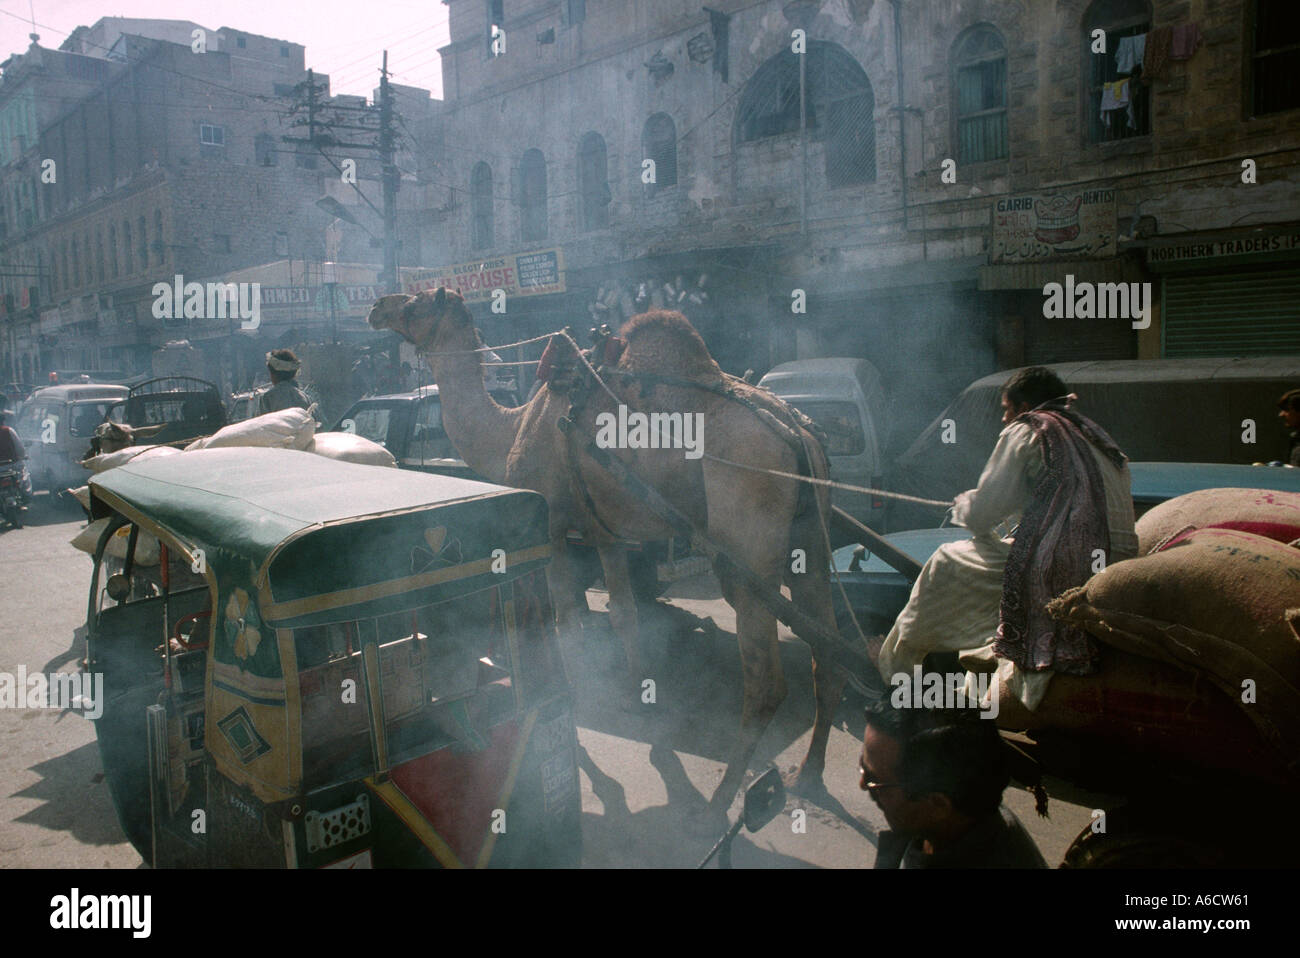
[992, 190, 1117, 263]
[405, 248, 566, 303]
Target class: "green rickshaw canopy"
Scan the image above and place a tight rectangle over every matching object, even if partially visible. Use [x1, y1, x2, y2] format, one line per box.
[89, 447, 551, 627]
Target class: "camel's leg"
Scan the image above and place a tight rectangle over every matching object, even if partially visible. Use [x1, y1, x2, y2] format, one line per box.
[597, 543, 643, 682]
[708, 564, 787, 812]
[788, 508, 846, 791]
[546, 534, 586, 638]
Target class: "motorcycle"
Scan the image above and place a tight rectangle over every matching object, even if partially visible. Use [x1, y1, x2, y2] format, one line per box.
[0, 461, 30, 529]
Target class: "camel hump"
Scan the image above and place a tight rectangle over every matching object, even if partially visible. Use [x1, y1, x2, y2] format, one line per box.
[618, 310, 722, 383]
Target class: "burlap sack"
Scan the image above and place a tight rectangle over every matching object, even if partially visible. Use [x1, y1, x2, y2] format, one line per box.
[306, 432, 397, 467]
[994, 647, 1282, 783]
[1049, 528, 1300, 766]
[1136, 486, 1300, 555]
[81, 444, 181, 474]
[189, 407, 317, 451]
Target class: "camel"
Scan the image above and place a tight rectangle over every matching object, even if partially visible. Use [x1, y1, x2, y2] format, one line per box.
[367, 286, 848, 812]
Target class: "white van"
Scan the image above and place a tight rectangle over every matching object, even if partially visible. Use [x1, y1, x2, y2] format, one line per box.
[757, 358, 888, 531]
[14, 384, 130, 492]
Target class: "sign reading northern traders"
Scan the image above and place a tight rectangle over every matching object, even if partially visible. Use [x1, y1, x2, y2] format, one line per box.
[404, 248, 566, 302]
[992, 190, 1116, 263]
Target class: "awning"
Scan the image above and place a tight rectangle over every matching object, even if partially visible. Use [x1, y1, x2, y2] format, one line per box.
[977, 254, 1147, 291]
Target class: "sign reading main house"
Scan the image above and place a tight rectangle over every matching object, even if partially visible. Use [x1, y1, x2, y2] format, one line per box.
[404, 248, 566, 302]
[991, 190, 1117, 263]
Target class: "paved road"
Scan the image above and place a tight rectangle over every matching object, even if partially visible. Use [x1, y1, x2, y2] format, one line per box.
[0, 491, 1091, 869]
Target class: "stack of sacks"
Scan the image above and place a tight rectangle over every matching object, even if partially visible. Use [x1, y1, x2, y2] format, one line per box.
[1136, 487, 1300, 554]
[1049, 525, 1300, 770]
[82, 444, 183, 474]
[185, 407, 317, 451]
[305, 432, 397, 467]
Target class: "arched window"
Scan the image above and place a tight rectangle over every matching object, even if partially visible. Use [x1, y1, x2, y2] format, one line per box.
[953, 26, 1008, 163]
[471, 162, 493, 249]
[48, 245, 57, 295]
[154, 209, 164, 266]
[735, 42, 875, 186]
[84, 234, 93, 285]
[95, 227, 105, 284]
[519, 148, 547, 243]
[578, 132, 610, 231]
[641, 113, 677, 195]
[137, 216, 147, 271]
[61, 239, 69, 290]
[70, 237, 79, 288]
[123, 220, 133, 275]
[109, 224, 118, 278]
[1083, 0, 1151, 142]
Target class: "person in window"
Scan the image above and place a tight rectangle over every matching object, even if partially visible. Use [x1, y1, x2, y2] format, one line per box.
[874, 367, 1136, 711]
[1277, 388, 1300, 466]
[259, 349, 311, 414]
[859, 700, 1047, 869]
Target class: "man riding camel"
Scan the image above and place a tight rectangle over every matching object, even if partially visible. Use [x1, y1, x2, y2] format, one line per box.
[875, 366, 1137, 710]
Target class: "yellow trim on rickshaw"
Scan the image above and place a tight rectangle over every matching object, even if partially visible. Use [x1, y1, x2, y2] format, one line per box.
[257, 543, 551, 623]
[363, 777, 464, 868]
[475, 707, 539, 868]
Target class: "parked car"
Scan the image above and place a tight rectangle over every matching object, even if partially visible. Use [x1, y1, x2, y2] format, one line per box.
[757, 358, 888, 534]
[886, 357, 1300, 530]
[13, 383, 130, 492]
[833, 460, 1300, 635]
[330, 384, 519, 477]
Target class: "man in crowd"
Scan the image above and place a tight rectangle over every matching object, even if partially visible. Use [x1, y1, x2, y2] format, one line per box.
[1277, 388, 1300, 467]
[875, 366, 1136, 710]
[259, 349, 311, 414]
[0, 409, 32, 502]
[860, 700, 1046, 868]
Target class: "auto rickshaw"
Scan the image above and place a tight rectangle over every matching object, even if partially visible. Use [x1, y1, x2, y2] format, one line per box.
[85, 447, 581, 868]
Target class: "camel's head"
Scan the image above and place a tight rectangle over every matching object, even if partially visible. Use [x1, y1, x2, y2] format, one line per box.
[84, 420, 166, 459]
[367, 286, 470, 352]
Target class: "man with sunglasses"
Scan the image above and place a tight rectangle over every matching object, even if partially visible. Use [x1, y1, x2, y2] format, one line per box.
[859, 700, 1046, 868]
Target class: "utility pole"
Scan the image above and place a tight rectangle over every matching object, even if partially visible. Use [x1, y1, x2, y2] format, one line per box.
[379, 51, 399, 295]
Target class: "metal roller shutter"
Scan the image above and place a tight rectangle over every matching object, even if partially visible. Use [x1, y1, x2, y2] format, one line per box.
[1163, 266, 1300, 357]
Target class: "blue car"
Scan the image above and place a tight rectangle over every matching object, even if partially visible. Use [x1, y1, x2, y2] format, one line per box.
[831, 462, 1300, 633]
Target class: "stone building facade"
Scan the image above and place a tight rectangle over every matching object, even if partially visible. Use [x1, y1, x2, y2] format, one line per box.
[431, 0, 1300, 440]
[0, 18, 441, 386]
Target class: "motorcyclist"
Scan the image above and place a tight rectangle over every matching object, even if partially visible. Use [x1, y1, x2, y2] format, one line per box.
[0, 409, 32, 503]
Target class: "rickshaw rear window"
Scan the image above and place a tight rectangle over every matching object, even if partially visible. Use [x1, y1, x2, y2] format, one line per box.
[297, 587, 516, 788]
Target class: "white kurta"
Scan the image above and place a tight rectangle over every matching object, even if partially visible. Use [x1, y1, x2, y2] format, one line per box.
[877, 419, 1137, 710]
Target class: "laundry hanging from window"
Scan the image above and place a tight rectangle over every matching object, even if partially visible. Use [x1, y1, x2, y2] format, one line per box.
[1099, 78, 1134, 130]
[1115, 33, 1146, 74]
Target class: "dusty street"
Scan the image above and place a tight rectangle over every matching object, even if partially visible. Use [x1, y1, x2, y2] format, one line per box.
[0, 491, 1093, 869]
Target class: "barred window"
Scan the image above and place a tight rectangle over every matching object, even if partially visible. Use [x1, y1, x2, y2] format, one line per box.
[578, 132, 610, 230]
[953, 26, 1008, 163]
[519, 149, 547, 242]
[1084, 0, 1151, 143]
[471, 161, 494, 249]
[735, 41, 875, 186]
[1251, 0, 1300, 115]
[641, 113, 677, 196]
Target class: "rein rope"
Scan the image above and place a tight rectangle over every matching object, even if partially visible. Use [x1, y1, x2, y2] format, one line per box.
[416, 324, 952, 508]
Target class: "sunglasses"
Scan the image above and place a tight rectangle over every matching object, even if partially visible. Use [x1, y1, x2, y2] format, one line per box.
[858, 760, 902, 796]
